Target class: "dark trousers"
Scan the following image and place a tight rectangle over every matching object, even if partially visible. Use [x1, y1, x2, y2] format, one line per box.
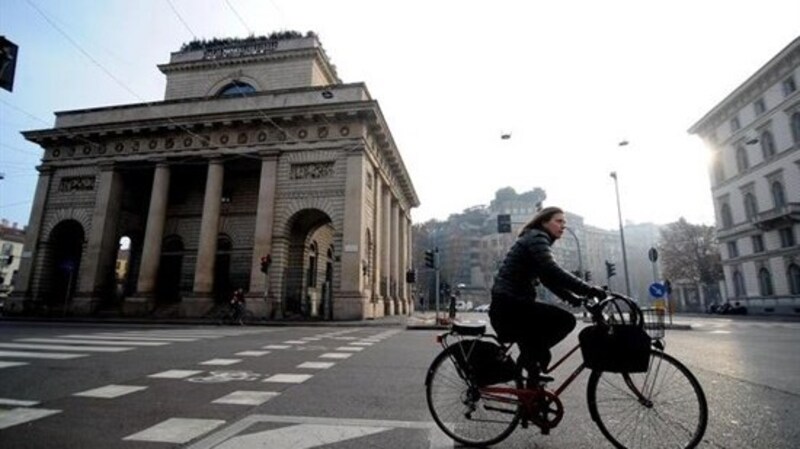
[489, 298, 576, 374]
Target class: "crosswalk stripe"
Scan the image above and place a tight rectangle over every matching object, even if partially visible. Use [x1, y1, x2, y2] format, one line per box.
[0, 361, 29, 368]
[0, 343, 133, 353]
[211, 423, 390, 449]
[74, 385, 148, 398]
[212, 391, 279, 406]
[18, 338, 169, 347]
[0, 350, 87, 359]
[0, 408, 61, 430]
[63, 334, 197, 342]
[123, 418, 226, 444]
[0, 398, 39, 407]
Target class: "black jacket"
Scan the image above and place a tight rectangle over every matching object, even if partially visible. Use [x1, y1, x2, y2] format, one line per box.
[492, 228, 593, 302]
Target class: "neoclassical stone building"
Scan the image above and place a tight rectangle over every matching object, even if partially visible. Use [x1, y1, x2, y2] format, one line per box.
[11, 33, 419, 320]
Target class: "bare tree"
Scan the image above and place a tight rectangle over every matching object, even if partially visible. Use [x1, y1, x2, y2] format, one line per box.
[658, 218, 723, 284]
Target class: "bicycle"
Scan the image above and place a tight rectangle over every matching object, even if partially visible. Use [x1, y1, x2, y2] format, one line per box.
[208, 304, 255, 325]
[425, 291, 708, 448]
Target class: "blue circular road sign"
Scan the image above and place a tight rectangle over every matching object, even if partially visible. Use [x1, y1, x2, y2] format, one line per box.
[649, 282, 666, 298]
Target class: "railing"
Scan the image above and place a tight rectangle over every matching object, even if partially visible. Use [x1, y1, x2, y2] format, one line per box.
[753, 203, 800, 229]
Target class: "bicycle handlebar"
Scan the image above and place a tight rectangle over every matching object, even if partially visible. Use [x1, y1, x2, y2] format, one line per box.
[581, 291, 645, 327]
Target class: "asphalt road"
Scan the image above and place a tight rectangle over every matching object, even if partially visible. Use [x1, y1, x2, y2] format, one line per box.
[0, 314, 798, 448]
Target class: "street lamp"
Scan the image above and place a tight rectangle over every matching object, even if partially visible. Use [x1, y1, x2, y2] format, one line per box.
[564, 226, 583, 278]
[610, 170, 632, 296]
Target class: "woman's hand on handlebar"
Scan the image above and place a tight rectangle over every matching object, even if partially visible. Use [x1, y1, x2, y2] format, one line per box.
[587, 285, 607, 300]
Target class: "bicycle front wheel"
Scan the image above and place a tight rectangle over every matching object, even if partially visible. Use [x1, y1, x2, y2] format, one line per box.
[586, 350, 708, 449]
[425, 345, 522, 447]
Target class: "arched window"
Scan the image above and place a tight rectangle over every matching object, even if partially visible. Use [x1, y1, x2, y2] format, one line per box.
[760, 130, 776, 159]
[758, 267, 774, 296]
[792, 112, 800, 143]
[771, 181, 786, 208]
[733, 270, 746, 297]
[788, 264, 800, 295]
[712, 157, 725, 184]
[735, 146, 749, 173]
[743, 193, 758, 220]
[217, 81, 256, 97]
[307, 241, 319, 287]
[720, 203, 733, 228]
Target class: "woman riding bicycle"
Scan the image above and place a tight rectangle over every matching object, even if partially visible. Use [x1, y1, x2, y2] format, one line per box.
[490, 206, 605, 384]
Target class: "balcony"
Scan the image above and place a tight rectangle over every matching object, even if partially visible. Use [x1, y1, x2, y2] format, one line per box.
[753, 203, 800, 230]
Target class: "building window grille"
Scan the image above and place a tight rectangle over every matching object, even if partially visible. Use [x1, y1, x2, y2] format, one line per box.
[760, 130, 776, 159]
[754, 98, 766, 115]
[727, 240, 739, 258]
[758, 267, 774, 296]
[771, 181, 786, 208]
[218, 81, 256, 97]
[783, 76, 797, 97]
[792, 112, 800, 143]
[307, 241, 319, 287]
[733, 270, 746, 297]
[736, 146, 749, 173]
[788, 264, 800, 295]
[751, 234, 765, 253]
[720, 203, 733, 228]
[779, 227, 796, 248]
[743, 193, 758, 220]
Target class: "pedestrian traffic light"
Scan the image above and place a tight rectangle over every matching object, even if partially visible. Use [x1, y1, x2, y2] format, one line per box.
[497, 214, 512, 233]
[605, 260, 616, 278]
[260, 254, 272, 273]
[405, 269, 416, 283]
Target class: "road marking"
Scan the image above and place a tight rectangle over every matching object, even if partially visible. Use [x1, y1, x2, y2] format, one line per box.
[297, 362, 335, 369]
[185, 414, 442, 449]
[319, 352, 352, 359]
[263, 344, 290, 349]
[149, 369, 204, 379]
[332, 336, 358, 340]
[263, 374, 313, 383]
[0, 361, 28, 368]
[336, 346, 364, 352]
[0, 408, 60, 430]
[0, 350, 86, 359]
[0, 398, 39, 407]
[74, 385, 147, 398]
[188, 371, 260, 383]
[214, 423, 390, 449]
[123, 417, 226, 444]
[301, 337, 322, 341]
[235, 350, 270, 357]
[283, 340, 307, 344]
[351, 342, 374, 346]
[62, 334, 196, 342]
[200, 358, 242, 366]
[0, 342, 133, 352]
[212, 391, 279, 406]
[17, 338, 169, 347]
[710, 330, 732, 334]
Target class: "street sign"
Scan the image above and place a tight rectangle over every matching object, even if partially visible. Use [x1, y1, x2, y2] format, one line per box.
[649, 282, 666, 298]
[648, 247, 658, 263]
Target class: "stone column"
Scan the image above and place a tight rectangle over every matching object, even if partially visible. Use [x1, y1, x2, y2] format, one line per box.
[406, 216, 414, 314]
[249, 153, 278, 317]
[381, 185, 393, 315]
[338, 150, 367, 319]
[398, 206, 407, 315]
[391, 198, 400, 313]
[127, 162, 170, 315]
[76, 163, 122, 314]
[371, 176, 384, 317]
[9, 166, 53, 310]
[191, 159, 224, 302]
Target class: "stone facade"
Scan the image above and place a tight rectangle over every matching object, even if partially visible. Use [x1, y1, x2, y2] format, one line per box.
[11, 35, 419, 320]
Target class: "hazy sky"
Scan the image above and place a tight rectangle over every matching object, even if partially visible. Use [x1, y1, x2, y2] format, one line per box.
[1, 0, 799, 230]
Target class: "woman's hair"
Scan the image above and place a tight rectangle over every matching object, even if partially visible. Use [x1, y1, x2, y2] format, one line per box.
[519, 206, 564, 236]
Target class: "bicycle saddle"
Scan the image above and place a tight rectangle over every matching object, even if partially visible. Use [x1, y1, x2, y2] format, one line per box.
[451, 321, 486, 336]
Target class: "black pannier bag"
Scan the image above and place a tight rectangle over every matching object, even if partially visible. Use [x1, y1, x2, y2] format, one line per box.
[579, 324, 651, 373]
[451, 340, 518, 387]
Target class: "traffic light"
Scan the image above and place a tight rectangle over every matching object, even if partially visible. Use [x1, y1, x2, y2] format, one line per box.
[584, 270, 592, 282]
[424, 250, 435, 268]
[405, 269, 416, 283]
[260, 254, 272, 273]
[605, 260, 616, 278]
[497, 214, 511, 233]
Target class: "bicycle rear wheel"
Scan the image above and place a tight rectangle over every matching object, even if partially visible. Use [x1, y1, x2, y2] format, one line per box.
[587, 350, 708, 449]
[425, 345, 522, 447]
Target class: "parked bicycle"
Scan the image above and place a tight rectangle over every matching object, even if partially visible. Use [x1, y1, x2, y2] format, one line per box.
[425, 291, 707, 448]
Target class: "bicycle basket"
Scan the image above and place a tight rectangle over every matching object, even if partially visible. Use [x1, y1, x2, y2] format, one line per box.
[579, 324, 651, 373]
[450, 339, 518, 387]
[641, 307, 666, 339]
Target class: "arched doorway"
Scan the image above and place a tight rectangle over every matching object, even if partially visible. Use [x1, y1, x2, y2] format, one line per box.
[284, 209, 335, 317]
[157, 235, 184, 303]
[214, 234, 233, 304]
[47, 220, 85, 308]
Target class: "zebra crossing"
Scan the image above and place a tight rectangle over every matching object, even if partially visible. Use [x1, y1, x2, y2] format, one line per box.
[0, 327, 273, 369]
[686, 319, 800, 332]
[0, 327, 403, 447]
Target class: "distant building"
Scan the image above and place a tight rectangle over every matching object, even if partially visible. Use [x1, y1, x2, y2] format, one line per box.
[0, 219, 25, 295]
[689, 36, 800, 315]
